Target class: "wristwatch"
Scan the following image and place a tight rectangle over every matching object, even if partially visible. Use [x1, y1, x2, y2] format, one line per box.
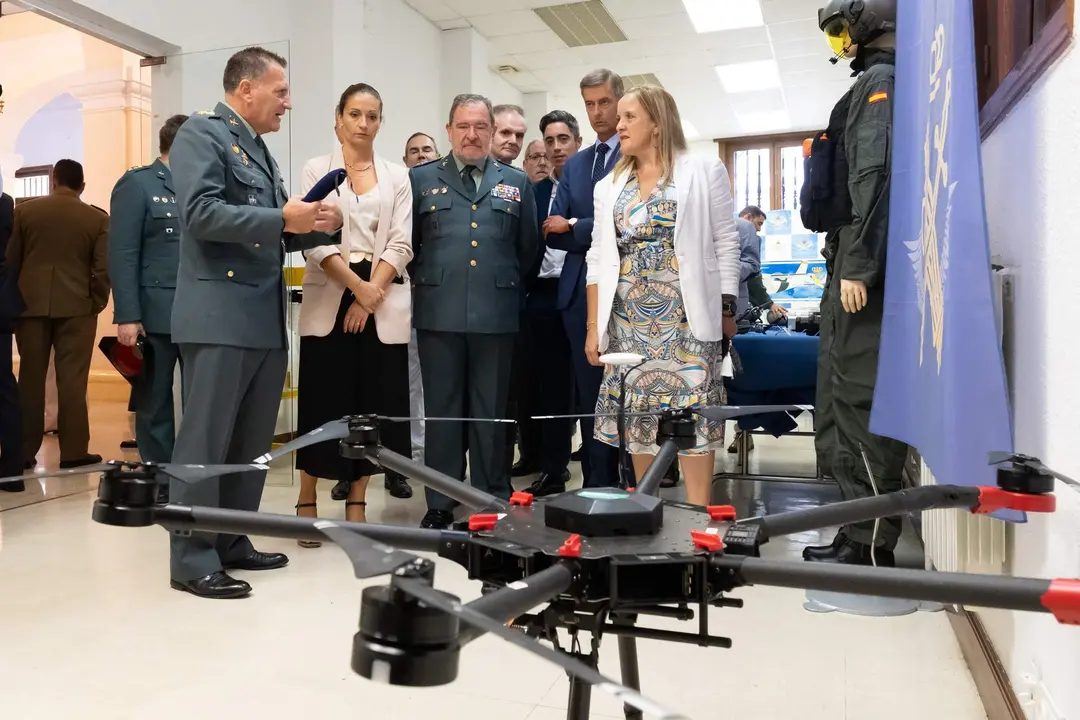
[722, 295, 737, 317]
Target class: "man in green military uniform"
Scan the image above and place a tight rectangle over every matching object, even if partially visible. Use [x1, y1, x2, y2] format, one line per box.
[108, 114, 189, 480]
[805, 0, 908, 566]
[411, 93, 538, 530]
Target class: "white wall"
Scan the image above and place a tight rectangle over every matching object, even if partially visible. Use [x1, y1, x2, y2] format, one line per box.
[978, 4, 1080, 715]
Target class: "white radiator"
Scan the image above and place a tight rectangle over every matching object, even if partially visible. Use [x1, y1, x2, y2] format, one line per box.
[920, 458, 1006, 575]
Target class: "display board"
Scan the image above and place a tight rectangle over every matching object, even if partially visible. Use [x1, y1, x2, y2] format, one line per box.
[758, 208, 826, 313]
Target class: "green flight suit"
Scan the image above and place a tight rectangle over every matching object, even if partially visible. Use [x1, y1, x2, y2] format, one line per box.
[816, 48, 909, 550]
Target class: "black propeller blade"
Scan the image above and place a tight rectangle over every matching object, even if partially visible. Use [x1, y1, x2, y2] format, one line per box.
[255, 418, 352, 463]
[694, 404, 811, 423]
[988, 452, 1079, 492]
[0, 462, 116, 488]
[393, 576, 690, 720]
[0, 461, 269, 489]
[316, 520, 421, 579]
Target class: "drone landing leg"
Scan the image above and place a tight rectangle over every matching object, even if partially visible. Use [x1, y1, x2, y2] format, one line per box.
[566, 655, 595, 720]
[614, 615, 644, 720]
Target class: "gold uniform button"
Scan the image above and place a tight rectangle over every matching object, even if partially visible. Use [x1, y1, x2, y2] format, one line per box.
[470, 260, 477, 267]
[430, 205, 436, 211]
[471, 222, 478, 229]
[227, 270, 235, 278]
[166, 212, 173, 217]
[254, 243, 261, 248]
[471, 204, 478, 211]
[471, 240, 478, 247]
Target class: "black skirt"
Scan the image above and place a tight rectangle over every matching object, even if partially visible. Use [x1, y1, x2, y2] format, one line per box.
[295, 260, 410, 481]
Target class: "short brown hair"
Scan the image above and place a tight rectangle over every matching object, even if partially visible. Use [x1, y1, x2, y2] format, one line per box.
[159, 114, 188, 155]
[222, 46, 287, 93]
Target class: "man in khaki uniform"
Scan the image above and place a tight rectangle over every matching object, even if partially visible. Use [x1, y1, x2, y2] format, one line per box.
[5, 159, 110, 468]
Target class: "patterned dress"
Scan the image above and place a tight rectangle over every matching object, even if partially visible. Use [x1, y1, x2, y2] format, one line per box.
[594, 175, 726, 455]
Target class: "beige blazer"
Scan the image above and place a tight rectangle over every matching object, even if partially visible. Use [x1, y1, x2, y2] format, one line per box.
[298, 149, 414, 344]
[587, 152, 740, 353]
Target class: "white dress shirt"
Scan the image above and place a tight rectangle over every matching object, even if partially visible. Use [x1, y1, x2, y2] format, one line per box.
[538, 176, 566, 279]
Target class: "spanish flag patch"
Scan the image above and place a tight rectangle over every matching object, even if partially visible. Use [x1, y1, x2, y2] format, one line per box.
[869, 92, 889, 104]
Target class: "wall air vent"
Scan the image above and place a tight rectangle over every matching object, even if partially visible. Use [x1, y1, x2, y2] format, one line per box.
[534, 1, 627, 47]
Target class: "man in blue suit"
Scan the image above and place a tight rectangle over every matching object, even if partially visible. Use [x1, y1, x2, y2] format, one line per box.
[522, 110, 583, 496]
[544, 69, 623, 489]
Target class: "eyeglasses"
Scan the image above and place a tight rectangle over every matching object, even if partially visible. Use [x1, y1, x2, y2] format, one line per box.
[526, 153, 549, 163]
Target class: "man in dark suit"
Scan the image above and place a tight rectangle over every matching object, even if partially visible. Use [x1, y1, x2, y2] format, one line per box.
[0, 190, 22, 488]
[5, 160, 109, 471]
[168, 46, 341, 599]
[108, 114, 189, 476]
[522, 110, 583, 497]
[410, 93, 538, 529]
[545, 68, 624, 489]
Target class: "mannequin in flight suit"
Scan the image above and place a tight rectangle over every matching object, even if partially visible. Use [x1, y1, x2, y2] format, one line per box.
[804, 0, 908, 566]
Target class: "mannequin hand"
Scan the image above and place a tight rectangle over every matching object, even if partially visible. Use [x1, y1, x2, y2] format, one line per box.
[585, 326, 601, 367]
[840, 279, 867, 313]
[343, 302, 369, 334]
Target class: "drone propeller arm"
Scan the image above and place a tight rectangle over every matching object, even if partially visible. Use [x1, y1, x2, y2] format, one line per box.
[153, 503, 469, 555]
[712, 556, 1080, 625]
[748, 484, 1014, 542]
[363, 446, 509, 512]
[634, 439, 681, 496]
[458, 562, 577, 646]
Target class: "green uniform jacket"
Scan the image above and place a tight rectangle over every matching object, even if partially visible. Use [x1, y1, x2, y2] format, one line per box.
[409, 156, 537, 334]
[108, 158, 180, 335]
[169, 102, 338, 349]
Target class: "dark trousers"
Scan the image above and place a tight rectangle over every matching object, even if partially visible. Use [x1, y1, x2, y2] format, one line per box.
[134, 332, 182, 463]
[562, 291, 619, 488]
[14, 315, 97, 463]
[816, 266, 908, 550]
[504, 320, 538, 473]
[418, 330, 514, 512]
[0, 332, 21, 477]
[526, 279, 573, 476]
[169, 344, 287, 581]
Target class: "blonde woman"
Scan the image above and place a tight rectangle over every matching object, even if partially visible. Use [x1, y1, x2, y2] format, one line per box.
[293, 83, 414, 543]
[584, 85, 740, 506]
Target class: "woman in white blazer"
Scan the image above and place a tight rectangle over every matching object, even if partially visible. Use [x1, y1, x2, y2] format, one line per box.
[584, 85, 741, 506]
[293, 83, 414, 540]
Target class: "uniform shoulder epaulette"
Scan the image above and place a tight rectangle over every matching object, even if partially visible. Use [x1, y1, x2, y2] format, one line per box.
[126, 164, 150, 174]
[193, 109, 217, 117]
[413, 156, 443, 169]
[90, 204, 109, 215]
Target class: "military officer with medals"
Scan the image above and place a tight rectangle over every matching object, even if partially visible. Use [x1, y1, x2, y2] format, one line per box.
[167, 46, 341, 599]
[410, 93, 538, 530]
[108, 114, 189, 483]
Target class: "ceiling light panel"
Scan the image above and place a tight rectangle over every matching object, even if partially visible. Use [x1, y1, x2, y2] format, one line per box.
[682, 0, 764, 33]
[534, 1, 628, 47]
[715, 59, 781, 93]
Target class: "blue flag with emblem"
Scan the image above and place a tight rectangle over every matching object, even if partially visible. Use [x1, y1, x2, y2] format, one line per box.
[870, 0, 1017, 516]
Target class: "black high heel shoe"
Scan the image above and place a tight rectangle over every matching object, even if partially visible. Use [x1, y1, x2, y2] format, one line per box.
[295, 502, 321, 548]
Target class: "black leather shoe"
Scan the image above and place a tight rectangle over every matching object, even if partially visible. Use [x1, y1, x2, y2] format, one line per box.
[331, 480, 351, 501]
[570, 447, 583, 462]
[0, 480, 25, 493]
[802, 531, 846, 561]
[170, 571, 251, 599]
[59, 454, 103, 469]
[223, 551, 289, 571]
[806, 536, 895, 567]
[525, 469, 570, 497]
[420, 509, 454, 530]
[511, 460, 540, 477]
[384, 471, 413, 499]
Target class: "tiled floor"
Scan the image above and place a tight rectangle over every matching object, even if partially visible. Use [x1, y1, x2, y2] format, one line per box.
[0, 405, 986, 719]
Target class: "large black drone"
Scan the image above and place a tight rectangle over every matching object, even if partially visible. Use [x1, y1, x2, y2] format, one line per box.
[3, 408, 1078, 720]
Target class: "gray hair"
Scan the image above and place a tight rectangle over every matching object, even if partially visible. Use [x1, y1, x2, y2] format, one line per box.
[493, 103, 525, 118]
[448, 94, 494, 126]
[579, 68, 624, 98]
